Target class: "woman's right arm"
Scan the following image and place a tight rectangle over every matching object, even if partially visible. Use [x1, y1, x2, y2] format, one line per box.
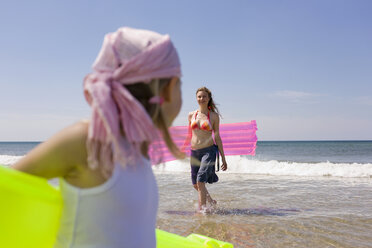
[182, 112, 194, 151]
[12, 121, 89, 179]
[187, 111, 193, 124]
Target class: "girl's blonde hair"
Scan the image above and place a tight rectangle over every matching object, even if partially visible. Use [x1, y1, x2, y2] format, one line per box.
[125, 78, 184, 160]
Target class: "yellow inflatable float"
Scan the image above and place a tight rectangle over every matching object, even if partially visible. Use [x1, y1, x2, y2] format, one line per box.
[0, 165, 233, 248]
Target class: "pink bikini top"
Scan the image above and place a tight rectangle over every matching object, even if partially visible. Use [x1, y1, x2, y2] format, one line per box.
[190, 110, 212, 132]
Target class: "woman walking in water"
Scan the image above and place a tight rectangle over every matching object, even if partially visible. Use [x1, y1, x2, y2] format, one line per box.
[188, 86, 227, 212]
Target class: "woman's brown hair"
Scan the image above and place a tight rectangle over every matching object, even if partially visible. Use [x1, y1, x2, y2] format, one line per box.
[196, 86, 221, 116]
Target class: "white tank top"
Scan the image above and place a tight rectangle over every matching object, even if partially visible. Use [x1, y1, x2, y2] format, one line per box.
[54, 156, 158, 248]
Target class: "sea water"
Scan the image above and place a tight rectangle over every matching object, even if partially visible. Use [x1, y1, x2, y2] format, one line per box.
[1, 141, 372, 248]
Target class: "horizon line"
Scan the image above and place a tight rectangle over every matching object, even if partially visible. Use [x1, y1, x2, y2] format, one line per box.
[1, 139, 372, 143]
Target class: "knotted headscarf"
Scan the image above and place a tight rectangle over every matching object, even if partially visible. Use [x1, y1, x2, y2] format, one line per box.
[83, 27, 181, 174]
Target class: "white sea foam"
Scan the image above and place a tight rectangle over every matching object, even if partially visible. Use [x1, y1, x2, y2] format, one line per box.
[153, 156, 372, 178]
[0, 155, 22, 166]
[2, 154, 372, 178]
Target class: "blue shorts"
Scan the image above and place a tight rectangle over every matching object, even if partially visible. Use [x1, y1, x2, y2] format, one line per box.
[190, 145, 219, 185]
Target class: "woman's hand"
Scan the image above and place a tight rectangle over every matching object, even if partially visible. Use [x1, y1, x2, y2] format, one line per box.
[221, 162, 227, 171]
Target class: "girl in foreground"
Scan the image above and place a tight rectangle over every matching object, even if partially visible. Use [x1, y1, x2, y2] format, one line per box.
[13, 27, 183, 248]
[188, 87, 227, 212]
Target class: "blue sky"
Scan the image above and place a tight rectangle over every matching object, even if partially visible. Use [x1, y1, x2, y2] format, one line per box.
[1, 0, 371, 141]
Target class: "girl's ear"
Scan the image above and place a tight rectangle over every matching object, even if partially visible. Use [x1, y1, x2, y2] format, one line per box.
[161, 77, 179, 102]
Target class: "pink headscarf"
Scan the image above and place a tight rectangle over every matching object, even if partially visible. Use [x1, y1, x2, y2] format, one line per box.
[84, 27, 181, 174]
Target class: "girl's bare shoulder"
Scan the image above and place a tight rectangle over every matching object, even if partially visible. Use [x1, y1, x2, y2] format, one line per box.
[12, 120, 90, 179]
[67, 120, 89, 141]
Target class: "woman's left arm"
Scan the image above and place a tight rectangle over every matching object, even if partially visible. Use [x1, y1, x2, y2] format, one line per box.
[212, 113, 227, 171]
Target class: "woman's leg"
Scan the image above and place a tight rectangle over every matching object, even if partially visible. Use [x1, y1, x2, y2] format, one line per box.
[197, 181, 207, 209]
[206, 189, 217, 205]
[193, 184, 216, 205]
[192, 146, 218, 210]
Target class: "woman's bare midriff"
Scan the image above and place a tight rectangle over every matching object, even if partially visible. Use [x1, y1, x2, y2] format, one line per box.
[191, 129, 214, 150]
